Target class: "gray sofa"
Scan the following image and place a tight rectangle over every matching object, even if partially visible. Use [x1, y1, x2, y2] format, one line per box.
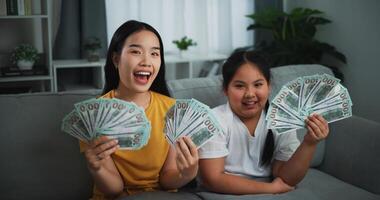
[0, 64, 379, 200]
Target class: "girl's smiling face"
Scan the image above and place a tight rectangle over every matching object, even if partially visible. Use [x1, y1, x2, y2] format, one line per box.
[225, 62, 270, 121]
[113, 30, 161, 94]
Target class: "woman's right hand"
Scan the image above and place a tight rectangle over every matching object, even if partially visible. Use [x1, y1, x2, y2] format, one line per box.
[175, 136, 199, 180]
[271, 177, 294, 194]
[84, 136, 119, 172]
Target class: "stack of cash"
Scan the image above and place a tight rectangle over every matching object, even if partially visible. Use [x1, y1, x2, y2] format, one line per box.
[267, 74, 353, 134]
[164, 99, 223, 148]
[62, 98, 151, 150]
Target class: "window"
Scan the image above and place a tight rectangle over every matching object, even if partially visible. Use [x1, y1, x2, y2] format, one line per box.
[105, 0, 254, 55]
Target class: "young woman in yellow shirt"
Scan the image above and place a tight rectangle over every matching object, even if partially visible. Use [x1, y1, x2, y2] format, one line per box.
[81, 20, 198, 200]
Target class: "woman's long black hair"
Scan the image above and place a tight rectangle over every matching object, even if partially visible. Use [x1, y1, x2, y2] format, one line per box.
[222, 50, 274, 166]
[102, 20, 170, 96]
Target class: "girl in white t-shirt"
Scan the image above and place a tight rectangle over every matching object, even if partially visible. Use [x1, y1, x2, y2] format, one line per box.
[198, 50, 329, 194]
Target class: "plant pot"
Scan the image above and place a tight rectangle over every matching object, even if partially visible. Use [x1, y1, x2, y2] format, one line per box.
[17, 60, 34, 70]
[179, 50, 188, 58]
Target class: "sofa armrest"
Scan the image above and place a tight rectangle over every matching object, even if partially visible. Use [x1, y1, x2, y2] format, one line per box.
[0, 93, 94, 199]
[319, 115, 380, 194]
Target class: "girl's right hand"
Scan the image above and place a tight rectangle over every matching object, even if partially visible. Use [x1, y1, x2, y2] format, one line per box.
[84, 136, 119, 172]
[271, 177, 294, 194]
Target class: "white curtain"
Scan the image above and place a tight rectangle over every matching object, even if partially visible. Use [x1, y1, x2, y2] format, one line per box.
[105, 0, 254, 55]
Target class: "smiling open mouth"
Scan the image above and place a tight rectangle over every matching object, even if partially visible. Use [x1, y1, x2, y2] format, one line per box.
[134, 71, 152, 84]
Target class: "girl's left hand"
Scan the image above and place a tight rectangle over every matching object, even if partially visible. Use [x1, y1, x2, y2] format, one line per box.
[304, 114, 329, 145]
[175, 136, 199, 179]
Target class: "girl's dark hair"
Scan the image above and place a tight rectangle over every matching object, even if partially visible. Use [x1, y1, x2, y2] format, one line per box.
[222, 50, 274, 166]
[102, 20, 170, 96]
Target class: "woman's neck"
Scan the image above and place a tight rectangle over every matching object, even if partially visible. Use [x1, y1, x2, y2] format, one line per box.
[114, 87, 151, 109]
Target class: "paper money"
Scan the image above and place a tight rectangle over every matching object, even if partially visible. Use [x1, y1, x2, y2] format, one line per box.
[267, 74, 353, 134]
[164, 99, 223, 148]
[62, 98, 151, 150]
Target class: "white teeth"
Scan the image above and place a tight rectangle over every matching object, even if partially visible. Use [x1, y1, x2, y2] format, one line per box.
[135, 71, 151, 76]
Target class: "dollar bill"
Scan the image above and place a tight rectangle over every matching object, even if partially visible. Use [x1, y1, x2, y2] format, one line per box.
[272, 89, 306, 121]
[300, 74, 322, 110]
[312, 99, 352, 123]
[283, 77, 303, 110]
[190, 115, 221, 148]
[266, 104, 304, 124]
[74, 98, 101, 137]
[305, 74, 341, 108]
[103, 123, 151, 150]
[62, 110, 90, 141]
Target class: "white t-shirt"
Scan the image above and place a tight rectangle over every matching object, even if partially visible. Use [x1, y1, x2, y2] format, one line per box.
[199, 103, 300, 178]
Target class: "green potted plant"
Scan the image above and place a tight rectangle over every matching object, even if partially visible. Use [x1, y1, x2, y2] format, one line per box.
[245, 7, 346, 79]
[173, 36, 197, 57]
[84, 37, 102, 62]
[11, 44, 39, 70]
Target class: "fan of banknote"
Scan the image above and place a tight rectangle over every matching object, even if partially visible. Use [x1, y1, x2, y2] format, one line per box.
[266, 73, 353, 134]
[164, 99, 223, 148]
[61, 98, 151, 150]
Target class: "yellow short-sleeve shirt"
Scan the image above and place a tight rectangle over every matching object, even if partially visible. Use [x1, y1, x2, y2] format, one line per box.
[81, 90, 175, 199]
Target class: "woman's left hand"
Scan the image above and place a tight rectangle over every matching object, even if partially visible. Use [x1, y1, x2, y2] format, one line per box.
[304, 114, 329, 145]
[175, 136, 199, 179]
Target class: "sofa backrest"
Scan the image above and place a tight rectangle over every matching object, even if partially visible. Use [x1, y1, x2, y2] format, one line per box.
[0, 93, 95, 200]
[167, 64, 334, 167]
[167, 75, 226, 108]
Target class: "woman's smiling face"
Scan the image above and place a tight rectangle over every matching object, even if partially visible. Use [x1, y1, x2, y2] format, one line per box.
[225, 62, 270, 121]
[114, 30, 161, 94]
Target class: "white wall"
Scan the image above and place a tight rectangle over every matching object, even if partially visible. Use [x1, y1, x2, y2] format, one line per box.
[284, 0, 380, 123]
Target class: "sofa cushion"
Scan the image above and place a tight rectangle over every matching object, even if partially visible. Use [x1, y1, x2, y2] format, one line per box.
[0, 93, 95, 200]
[196, 169, 379, 200]
[320, 115, 380, 194]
